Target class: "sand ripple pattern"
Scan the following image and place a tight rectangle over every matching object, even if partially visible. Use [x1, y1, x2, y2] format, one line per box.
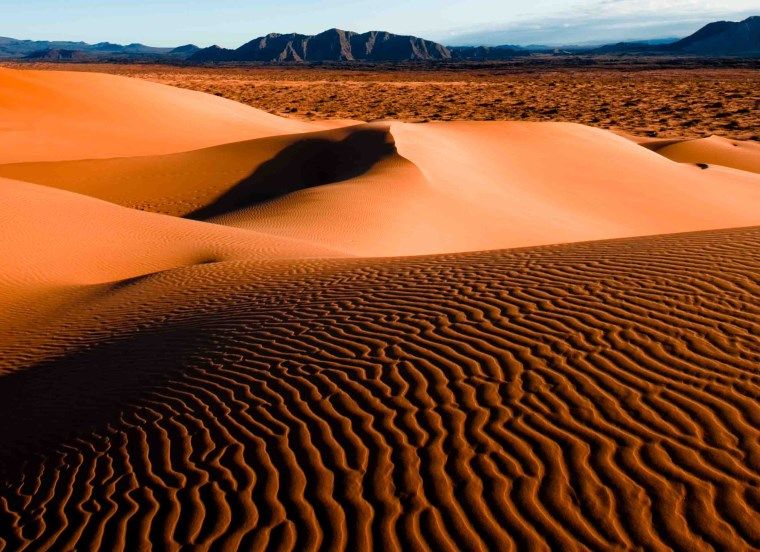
[0, 227, 759, 551]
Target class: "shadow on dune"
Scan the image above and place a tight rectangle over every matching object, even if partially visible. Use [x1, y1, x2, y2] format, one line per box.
[637, 138, 688, 152]
[0, 323, 210, 476]
[187, 127, 395, 221]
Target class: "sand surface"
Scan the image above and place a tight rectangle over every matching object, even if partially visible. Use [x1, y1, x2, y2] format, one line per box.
[0, 67, 348, 163]
[643, 135, 760, 174]
[1, 66, 759, 551]
[1, 120, 758, 256]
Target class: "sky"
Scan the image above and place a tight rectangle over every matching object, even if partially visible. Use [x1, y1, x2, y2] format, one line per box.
[2, 0, 757, 47]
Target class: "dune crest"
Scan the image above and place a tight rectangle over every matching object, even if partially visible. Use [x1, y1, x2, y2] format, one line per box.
[0, 176, 348, 339]
[0, 67, 350, 163]
[645, 135, 760, 174]
[3, 117, 758, 256]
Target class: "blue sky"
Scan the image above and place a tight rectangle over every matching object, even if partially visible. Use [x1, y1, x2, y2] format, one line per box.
[2, 0, 757, 47]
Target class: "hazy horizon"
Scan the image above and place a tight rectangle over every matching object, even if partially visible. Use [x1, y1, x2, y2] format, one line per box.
[2, 0, 757, 48]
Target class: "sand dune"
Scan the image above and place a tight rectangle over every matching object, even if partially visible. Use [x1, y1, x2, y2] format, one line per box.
[0, 177, 344, 287]
[1, 227, 759, 551]
[3, 120, 758, 255]
[1, 67, 760, 551]
[0, 67, 348, 164]
[0, 124, 373, 217]
[390, 121, 760, 251]
[645, 136, 760, 174]
[0, 176, 346, 343]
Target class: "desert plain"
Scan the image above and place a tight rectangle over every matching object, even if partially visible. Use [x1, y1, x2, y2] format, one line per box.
[0, 61, 758, 551]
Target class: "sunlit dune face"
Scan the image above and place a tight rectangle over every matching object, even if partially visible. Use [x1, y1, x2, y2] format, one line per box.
[0, 66, 347, 163]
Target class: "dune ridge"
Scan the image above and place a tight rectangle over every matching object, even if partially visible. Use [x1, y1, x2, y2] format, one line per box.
[0, 67, 351, 164]
[0, 67, 759, 551]
[641, 135, 760, 174]
[1, 120, 759, 256]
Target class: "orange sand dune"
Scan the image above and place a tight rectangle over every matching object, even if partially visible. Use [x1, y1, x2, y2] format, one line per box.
[0, 67, 349, 163]
[1, 67, 760, 552]
[0, 176, 346, 362]
[619, 132, 760, 174]
[0, 177, 345, 325]
[387, 121, 760, 250]
[3, 120, 758, 256]
[0, 177, 344, 286]
[0, 227, 758, 551]
[647, 136, 760, 174]
[0, 124, 372, 217]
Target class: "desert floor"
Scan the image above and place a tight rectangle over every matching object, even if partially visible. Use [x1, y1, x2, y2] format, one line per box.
[0, 64, 758, 551]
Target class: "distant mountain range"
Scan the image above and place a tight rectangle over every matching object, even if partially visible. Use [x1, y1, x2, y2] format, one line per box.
[191, 29, 451, 62]
[666, 15, 759, 55]
[0, 37, 199, 60]
[1, 16, 757, 63]
[590, 16, 759, 55]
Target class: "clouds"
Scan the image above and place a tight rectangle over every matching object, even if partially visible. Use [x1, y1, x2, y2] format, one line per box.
[436, 0, 758, 45]
[1, 0, 757, 48]
[589, 0, 754, 13]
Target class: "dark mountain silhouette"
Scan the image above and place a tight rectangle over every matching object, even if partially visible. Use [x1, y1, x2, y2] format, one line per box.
[24, 48, 96, 61]
[668, 15, 759, 54]
[0, 37, 89, 58]
[591, 16, 759, 55]
[190, 45, 232, 61]
[2, 16, 758, 63]
[87, 41, 167, 53]
[0, 37, 196, 60]
[170, 44, 201, 55]
[449, 45, 526, 60]
[191, 28, 452, 62]
[591, 39, 678, 54]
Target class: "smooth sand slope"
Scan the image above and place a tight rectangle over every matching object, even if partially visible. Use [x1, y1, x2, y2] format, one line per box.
[1, 67, 760, 551]
[2, 120, 759, 255]
[0, 177, 342, 288]
[0, 67, 348, 164]
[0, 176, 345, 354]
[619, 133, 760, 174]
[646, 136, 760, 174]
[1, 227, 759, 551]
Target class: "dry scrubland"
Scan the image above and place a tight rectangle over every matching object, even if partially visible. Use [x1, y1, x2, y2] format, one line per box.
[17, 61, 760, 140]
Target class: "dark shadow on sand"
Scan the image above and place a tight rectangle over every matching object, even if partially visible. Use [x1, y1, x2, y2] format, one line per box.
[187, 127, 395, 220]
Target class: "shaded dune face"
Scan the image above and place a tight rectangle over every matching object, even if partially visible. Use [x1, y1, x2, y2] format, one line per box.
[1, 68, 760, 552]
[1, 228, 759, 551]
[187, 127, 396, 220]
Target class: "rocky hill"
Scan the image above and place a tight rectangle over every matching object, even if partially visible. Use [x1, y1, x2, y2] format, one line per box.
[592, 16, 759, 56]
[191, 28, 452, 62]
[668, 15, 759, 55]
